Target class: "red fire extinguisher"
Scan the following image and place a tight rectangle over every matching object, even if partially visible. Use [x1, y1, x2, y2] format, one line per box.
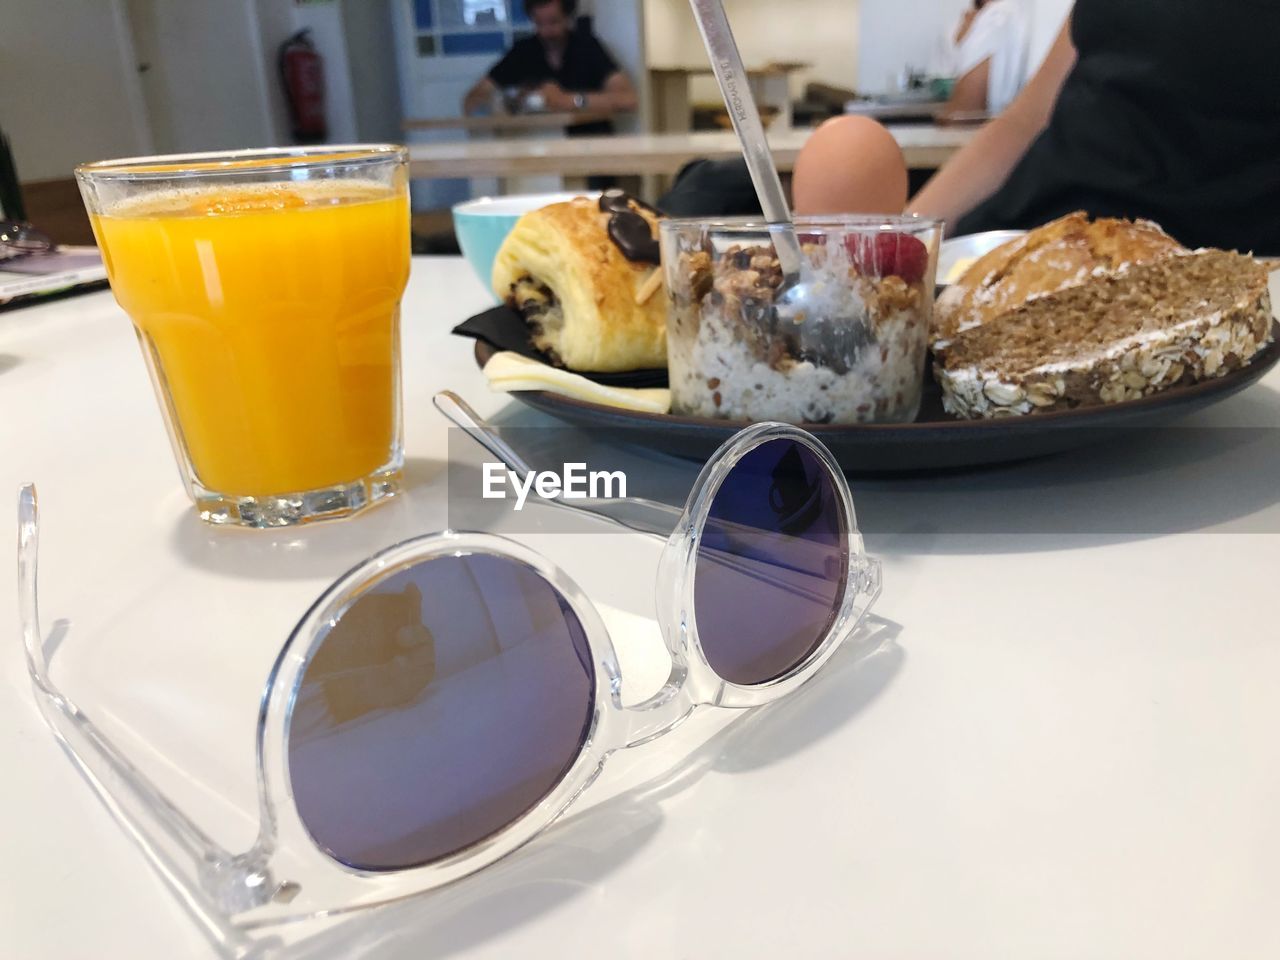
[279, 29, 327, 144]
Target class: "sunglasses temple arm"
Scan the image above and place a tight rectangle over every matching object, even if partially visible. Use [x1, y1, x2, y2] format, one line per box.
[433, 391, 685, 539]
[432, 391, 536, 479]
[17, 486, 277, 943]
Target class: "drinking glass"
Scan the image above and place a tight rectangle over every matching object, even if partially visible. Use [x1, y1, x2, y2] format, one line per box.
[76, 145, 410, 527]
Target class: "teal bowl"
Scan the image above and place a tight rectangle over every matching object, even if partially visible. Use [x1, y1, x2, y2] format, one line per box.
[452, 192, 598, 296]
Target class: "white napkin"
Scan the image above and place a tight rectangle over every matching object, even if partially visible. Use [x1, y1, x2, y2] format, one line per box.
[483, 350, 672, 414]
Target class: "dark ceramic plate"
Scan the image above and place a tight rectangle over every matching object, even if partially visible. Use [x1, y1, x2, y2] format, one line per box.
[474, 326, 1280, 473]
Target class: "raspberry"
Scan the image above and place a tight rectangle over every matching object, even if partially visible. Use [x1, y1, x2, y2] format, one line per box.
[844, 232, 929, 284]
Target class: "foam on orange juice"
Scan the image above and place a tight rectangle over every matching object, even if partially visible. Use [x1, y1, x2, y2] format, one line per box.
[92, 180, 409, 497]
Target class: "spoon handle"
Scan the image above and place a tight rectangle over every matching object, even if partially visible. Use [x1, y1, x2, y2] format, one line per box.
[688, 0, 804, 276]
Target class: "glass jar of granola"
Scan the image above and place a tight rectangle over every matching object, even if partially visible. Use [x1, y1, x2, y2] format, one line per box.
[660, 215, 942, 424]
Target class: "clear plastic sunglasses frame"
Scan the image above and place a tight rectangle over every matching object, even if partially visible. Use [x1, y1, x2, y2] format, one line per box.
[17, 409, 882, 951]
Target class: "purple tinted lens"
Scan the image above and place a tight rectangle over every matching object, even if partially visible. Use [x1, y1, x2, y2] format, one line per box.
[694, 438, 847, 686]
[287, 552, 595, 871]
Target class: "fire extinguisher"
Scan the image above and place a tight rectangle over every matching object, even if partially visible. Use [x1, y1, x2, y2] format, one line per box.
[279, 29, 327, 144]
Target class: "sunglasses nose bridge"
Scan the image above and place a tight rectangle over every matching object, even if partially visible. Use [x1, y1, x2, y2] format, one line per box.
[620, 663, 698, 748]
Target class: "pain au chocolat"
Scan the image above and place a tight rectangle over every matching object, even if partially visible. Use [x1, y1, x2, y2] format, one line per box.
[492, 192, 667, 373]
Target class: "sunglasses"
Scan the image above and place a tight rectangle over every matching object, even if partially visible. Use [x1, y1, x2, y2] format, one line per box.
[17, 394, 881, 943]
[0, 219, 55, 259]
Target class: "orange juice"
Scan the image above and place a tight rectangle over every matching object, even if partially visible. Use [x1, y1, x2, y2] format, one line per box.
[92, 181, 409, 498]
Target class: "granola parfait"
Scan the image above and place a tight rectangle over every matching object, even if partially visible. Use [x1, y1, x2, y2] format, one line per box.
[660, 216, 942, 424]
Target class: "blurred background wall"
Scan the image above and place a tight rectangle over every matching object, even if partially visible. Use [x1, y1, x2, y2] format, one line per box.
[0, 0, 1075, 238]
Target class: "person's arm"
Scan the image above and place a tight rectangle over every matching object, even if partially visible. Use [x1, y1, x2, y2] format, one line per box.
[598, 71, 639, 113]
[538, 70, 638, 114]
[463, 76, 500, 114]
[535, 33, 635, 116]
[937, 59, 990, 121]
[466, 44, 528, 114]
[908, 17, 1076, 227]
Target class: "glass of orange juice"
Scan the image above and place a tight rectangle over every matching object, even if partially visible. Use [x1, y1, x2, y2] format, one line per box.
[76, 146, 410, 527]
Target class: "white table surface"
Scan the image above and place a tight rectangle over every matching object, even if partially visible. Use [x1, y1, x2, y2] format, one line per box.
[3, 258, 1280, 959]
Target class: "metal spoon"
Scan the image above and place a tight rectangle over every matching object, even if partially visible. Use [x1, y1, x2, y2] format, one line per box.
[686, 0, 840, 362]
[688, 0, 805, 283]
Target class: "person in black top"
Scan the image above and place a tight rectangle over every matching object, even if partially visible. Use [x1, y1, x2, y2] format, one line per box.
[789, 0, 1280, 255]
[461, 0, 638, 135]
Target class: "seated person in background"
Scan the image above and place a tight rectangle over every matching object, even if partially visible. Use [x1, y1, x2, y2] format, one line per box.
[461, 0, 638, 136]
[936, 0, 1031, 121]
[791, 0, 1280, 256]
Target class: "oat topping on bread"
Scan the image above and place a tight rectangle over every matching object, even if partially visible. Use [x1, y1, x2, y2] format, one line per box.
[936, 249, 1274, 418]
[933, 212, 1187, 353]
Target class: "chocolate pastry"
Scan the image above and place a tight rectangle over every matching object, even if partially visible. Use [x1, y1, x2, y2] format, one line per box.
[491, 196, 667, 372]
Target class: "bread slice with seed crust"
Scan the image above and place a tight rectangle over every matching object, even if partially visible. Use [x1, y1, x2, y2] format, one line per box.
[936, 249, 1273, 419]
[934, 212, 1186, 354]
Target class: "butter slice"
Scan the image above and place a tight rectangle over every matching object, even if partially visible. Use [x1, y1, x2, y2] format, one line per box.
[483, 351, 671, 415]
